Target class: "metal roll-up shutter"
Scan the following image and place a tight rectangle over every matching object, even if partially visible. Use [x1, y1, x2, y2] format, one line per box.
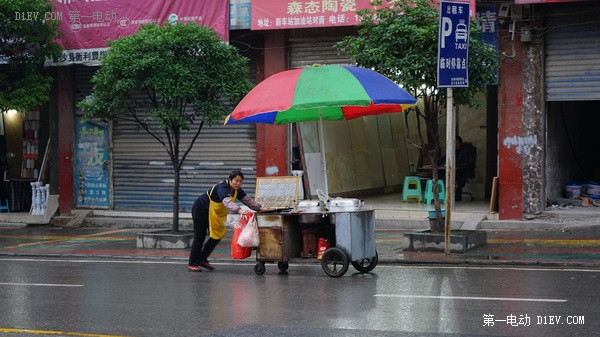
[113, 119, 256, 211]
[72, 58, 258, 212]
[545, 5, 600, 101]
[74, 65, 98, 113]
[288, 27, 354, 68]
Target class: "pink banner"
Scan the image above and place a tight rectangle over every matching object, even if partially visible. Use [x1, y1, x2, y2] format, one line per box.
[251, 0, 377, 30]
[251, 0, 475, 30]
[52, 0, 228, 64]
[515, 0, 591, 3]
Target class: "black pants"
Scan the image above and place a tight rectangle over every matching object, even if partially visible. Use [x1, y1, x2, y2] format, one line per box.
[455, 168, 468, 202]
[188, 202, 221, 266]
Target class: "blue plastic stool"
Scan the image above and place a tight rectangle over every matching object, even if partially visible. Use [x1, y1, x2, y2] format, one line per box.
[0, 199, 9, 213]
[402, 176, 422, 203]
[424, 179, 446, 204]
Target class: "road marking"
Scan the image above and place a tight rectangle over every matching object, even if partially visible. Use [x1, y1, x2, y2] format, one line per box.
[0, 328, 130, 336]
[0, 282, 83, 287]
[487, 238, 600, 246]
[0, 229, 132, 249]
[398, 265, 600, 273]
[374, 294, 567, 303]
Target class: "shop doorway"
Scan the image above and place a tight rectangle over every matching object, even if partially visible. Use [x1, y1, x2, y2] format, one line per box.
[546, 101, 600, 201]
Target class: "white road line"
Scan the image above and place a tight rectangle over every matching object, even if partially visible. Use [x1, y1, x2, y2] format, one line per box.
[0, 282, 83, 287]
[374, 294, 567, 303]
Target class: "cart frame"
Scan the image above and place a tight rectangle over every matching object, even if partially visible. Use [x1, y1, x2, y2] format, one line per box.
[254, 209, 378, 277]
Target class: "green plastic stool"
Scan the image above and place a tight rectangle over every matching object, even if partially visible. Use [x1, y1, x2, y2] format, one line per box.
[425, 179, 446, 204]
[402, 176, 422, 203]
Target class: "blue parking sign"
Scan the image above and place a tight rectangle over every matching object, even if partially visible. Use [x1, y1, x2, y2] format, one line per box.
[437, 0, 470, 88]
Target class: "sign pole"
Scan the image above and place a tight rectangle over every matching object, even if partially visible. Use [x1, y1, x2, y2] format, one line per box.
[445, 88, 455, 255]
[438, 0, 470, 255]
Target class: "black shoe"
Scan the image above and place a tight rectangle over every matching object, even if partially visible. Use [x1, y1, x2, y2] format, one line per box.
[198, 261, 214, 270]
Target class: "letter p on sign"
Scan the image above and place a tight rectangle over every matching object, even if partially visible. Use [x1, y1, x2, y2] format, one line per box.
[441, 17, 452, 48]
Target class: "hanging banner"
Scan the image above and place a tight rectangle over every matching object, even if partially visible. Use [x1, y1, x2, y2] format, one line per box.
[74, 118, 110, 208]
[437, 0, 470, 87]
[251, 0, 376, 30]
[51, 0, 228, 65]
[250, 0, 475, 31]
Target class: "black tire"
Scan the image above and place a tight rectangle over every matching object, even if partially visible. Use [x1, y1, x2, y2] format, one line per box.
[254, 262, 266, 275]
[321, 247, 349, 278]
[277, 261, 289, 271]
[351, 251, 379, 273]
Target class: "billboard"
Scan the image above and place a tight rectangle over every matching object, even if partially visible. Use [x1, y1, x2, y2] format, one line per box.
[50, 0, 228, 65]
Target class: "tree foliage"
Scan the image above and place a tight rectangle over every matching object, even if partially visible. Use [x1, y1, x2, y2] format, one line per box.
[337, 0, 498, 226]
[0, 0, 62, 112]
[79, 22, 253, 231]
[337, 0, 497, 110]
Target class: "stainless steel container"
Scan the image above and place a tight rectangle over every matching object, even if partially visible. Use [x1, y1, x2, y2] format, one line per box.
[327, 197, 364, 211]
[297, 199, 326, 212]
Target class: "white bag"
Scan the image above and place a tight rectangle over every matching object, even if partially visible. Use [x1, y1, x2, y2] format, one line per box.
[237, 213, 259, 247]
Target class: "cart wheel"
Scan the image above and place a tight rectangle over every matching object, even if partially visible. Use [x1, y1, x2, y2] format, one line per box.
[321, 247, 349, 278]
[277, 261, 289, 272]
[254, 262, 266, 275]
[351, 251, 379, 273]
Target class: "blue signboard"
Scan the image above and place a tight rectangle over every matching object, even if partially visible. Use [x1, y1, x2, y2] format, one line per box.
[476, 5, 499, 85]
[437, 1, 470, 88]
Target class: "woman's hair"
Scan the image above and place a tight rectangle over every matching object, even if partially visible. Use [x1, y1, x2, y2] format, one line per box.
[229, 170, 244, 181]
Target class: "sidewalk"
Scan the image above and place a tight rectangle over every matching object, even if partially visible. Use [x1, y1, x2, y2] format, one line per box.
[1, 224, 599, 268]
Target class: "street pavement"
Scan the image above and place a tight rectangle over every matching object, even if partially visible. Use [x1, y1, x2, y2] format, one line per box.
[1, 224, 599, 268]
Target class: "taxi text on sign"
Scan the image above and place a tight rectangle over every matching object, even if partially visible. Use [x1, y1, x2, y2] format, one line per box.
[437, 1, 470, 88]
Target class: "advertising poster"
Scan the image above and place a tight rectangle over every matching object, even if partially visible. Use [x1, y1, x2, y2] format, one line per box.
[74, 118, 110, 208]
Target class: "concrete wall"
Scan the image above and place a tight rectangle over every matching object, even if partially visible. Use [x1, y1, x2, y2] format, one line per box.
[522, 40, 545, 215]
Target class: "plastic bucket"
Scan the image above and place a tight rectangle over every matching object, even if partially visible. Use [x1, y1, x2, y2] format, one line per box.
[564, 183, 583, 199]
[428, 210, 446, 218]
[586, 182, 600, 200]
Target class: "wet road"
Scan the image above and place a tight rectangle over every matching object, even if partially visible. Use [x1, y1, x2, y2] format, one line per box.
[0, 258, 598, 336]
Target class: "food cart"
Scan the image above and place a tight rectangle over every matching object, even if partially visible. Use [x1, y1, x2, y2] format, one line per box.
[252, 177, 378, 278]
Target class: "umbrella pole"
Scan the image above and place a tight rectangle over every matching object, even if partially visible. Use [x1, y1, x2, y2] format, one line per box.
[318, 110, 329, 198]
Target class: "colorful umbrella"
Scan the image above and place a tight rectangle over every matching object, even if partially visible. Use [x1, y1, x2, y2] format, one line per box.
[225, 64, 417, 197]
[226, 64, 416, 125]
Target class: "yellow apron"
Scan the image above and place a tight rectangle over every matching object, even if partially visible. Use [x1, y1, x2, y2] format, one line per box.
[207, 181, 237, 240]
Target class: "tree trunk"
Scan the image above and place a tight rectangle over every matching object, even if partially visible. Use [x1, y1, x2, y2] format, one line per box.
[172, 165, 180, 233]
[425, 97, 444, 232]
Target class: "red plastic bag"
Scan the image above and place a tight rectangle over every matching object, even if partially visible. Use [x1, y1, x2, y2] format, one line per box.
[231, 212, 254, 260]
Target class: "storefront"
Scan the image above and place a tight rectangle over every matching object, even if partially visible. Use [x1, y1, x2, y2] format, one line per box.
[0, 107, 49, 212]
[544, 3, 600, 201]
[47, 1, 262, 213]
[70, 46, 259, 212]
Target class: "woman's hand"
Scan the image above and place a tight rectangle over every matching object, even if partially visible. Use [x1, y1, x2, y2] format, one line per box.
[238, 209, 248, 215]
[259, 207, 270, 212]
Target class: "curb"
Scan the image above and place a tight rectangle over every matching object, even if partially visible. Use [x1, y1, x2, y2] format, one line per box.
[2, 251, 600, 269]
